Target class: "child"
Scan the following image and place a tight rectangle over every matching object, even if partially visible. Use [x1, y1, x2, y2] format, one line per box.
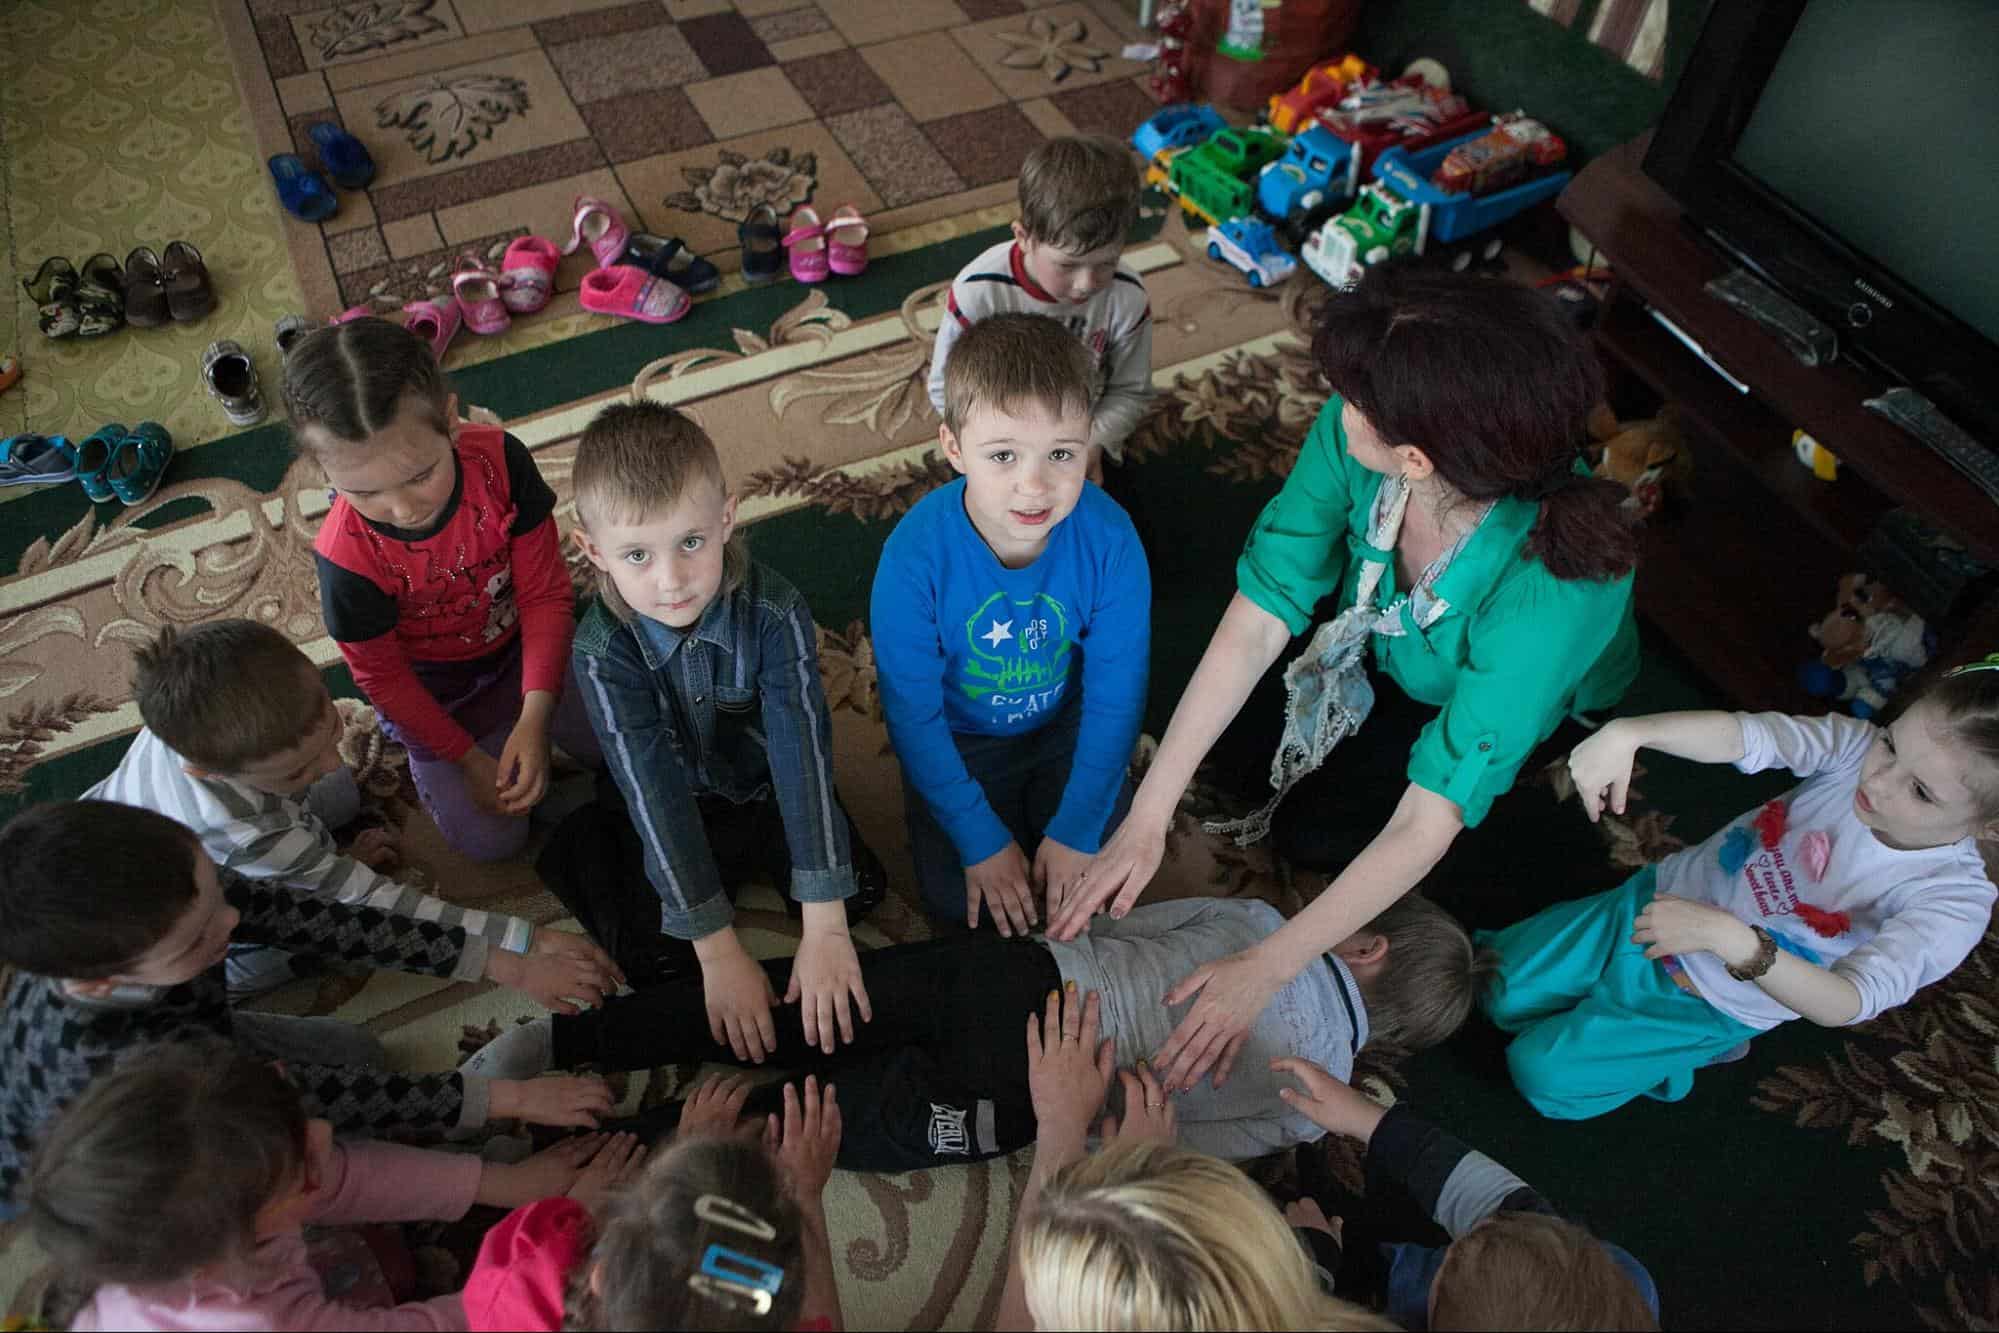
[463, 1075, 845, 1331]
[881, 312, 1151, 934]
[926, 135, 1153, 478]
[566, 399, 887, 1063]
[0, 800, 614, 1210]
[1275, 1058, 1659, 1330]
[27, 1040, 627, 1332]
[286, 316, 602, 863]
[466, 893, 1486, 1168]
[86, 619, 620, 1005]
[1484, 660, 1999, 1120]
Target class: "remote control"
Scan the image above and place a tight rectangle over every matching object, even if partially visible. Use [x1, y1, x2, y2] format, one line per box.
[1864, 387, 1999, 506]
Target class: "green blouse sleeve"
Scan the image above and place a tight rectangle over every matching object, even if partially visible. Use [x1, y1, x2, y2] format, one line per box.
[1405, 565, 1635, 827]
[1235, 400, 1361, 636]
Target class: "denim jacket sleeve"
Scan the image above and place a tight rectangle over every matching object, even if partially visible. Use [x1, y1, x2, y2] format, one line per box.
[573, 628, 734, 940]
[755, 595, 855, 904]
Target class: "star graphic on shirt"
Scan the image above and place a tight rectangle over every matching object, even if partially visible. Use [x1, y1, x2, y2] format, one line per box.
[982, 619, 1014, 648]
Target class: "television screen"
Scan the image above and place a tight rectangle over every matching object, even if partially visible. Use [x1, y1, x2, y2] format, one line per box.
[1729, 1, 1999, 347]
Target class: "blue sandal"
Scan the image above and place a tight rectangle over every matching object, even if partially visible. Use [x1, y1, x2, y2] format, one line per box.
[308, 121, 376, 190]
[107, 421, 174, 505]
[0, 433, 77, 487]
[72, 424, 126, 503]
[268, 153, 339, 222]
[623, 233, 721, 295]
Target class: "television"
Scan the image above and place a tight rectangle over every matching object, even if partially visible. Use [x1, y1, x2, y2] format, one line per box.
[1644, 0, 1999, 445]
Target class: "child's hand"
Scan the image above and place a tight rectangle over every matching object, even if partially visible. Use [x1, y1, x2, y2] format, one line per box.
[349, 827, 401, 872]
[494, 717, 552, 815]
[698, 932, 780, 1062]
[1567, 719, 1642, 822]
[478, 1131, 608, 1208]
[966, 840, 1037, 937]
[764, 1075, 842, 1203]
[785, 904, 873, 1055]
[565, 1132, 647, 1218]
[457, 746, 509, 818]
[1034, 836, 1093, 924]
[491, 1074, 616, 1129]
[1099, 1063, 1176, 1147]
[487, 943, 612, 1015]
[531, 927, 625, 994]
[1632, 891, 1760, 966]
[1026, 983, 1114, 1147]
[1271, 1057, 1388, 1144]
[676, 1073, 754, 1142]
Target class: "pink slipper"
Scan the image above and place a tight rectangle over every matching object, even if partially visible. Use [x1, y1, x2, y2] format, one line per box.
[500, 236, 559, 313]
[579, 266, 689, 324]
[783, 206, 828, 284]
[401, 296, 462, 363]
[451, 258, 512, 335]
[562, 196, 631, 269]
[329, 304, 373, 325]
[826, 205, 870, 276]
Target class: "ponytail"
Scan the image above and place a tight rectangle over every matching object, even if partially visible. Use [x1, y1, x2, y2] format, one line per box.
[1526, 472, 1640, 582]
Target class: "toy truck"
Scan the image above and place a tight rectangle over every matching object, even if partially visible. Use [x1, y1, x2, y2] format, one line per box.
[1132, 103, 1228, 163]
[1301, 120, 1573, 288]
[1254, 125, 1358, 242]
[1267, 54, 1376, 134]
[1315, 77, 1490, 182]
[1169, 125, 1288, 226]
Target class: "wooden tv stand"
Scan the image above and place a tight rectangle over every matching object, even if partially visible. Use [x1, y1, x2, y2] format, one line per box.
[1558, 133, 1999, 713]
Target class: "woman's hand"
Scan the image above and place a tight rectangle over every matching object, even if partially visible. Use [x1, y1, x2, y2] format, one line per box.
[1567, 718, 1642, 822]
[1033, 836, 1094, 925]
[697, 931, 780, 1062]
[1099, 1063, 1176, 1147]
[1271, 1057, 1388, 1144]
[1026, 983, 1114, 1147]
[966, 841, 1038, 937]
[1632, 891, 1760, 966]
[1153, 948, 1284, 1092]
[1047, 813, 1168, 942]
[785, 905, 873, 1055]
[676, 1073, 754, 1142]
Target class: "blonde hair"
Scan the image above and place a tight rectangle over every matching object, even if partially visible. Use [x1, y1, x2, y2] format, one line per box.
[1356, 894, 1496, 1052]
[1021, 1142, 1399, 1331]
[573, 400, 748, 621]
[1019, 134, 1142, 255]
[281, 316, 450, 457]
[1430, 1212, 1656, 1331]
[940, 312, 1095, 438]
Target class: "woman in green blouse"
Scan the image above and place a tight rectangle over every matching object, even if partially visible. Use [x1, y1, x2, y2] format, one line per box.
[1052, 265, 1640, 1092]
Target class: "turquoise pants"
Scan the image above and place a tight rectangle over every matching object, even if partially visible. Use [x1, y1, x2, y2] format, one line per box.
[1479, 867, 1762, 1121]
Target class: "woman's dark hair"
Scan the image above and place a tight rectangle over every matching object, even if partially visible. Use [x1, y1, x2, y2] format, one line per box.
[281, 316, 451, 457]
[1313, 263, 1637, 581]
[26, 1039, 309, 1286]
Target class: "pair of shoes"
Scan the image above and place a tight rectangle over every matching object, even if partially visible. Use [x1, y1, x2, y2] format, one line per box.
[268, 123, 375, 221]
[70, 421, 174, 505]
[567, 196, 690, 325]
[124, 242, 214, 326]
[782, 205, 870, 284]
[432, 232, 566, 340]
[202, 340, 265, 427]
[24, 255, 126, 338]
[620, 233, 720, 296]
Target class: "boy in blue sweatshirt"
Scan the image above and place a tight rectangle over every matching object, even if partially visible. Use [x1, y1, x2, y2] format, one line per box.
[872, 312, 1152, 934]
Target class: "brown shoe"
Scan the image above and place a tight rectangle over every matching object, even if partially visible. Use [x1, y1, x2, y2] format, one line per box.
[123, 247, 171, 327]
[161, 241, 215, 323]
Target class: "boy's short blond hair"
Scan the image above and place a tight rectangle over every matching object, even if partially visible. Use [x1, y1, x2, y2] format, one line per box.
[1431, 1211, 1658, 1331]
[940, 312, 1095, 438]
[131, 621, 324, 773]
[1355, 893, 1497, 1052]
[1018, 134, 1142, 255]
[574, 400, 748, 621]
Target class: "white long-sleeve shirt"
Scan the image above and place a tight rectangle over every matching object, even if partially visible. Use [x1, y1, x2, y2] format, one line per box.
[926, 239, 1154, 460]
[1661, 712, 1994, 1029]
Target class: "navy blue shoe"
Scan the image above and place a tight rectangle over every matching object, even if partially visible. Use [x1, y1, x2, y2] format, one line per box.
[268, 154, 338, 222]
[308, 121, 376, 190]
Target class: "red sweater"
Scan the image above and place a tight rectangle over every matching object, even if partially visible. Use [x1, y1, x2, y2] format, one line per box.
[314, 425, 573, 761]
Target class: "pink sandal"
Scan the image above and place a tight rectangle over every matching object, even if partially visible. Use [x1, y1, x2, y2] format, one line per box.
[826, 205, 870, 276]
[451, 257, 512, 335]
[329, 304, 373, 325]
[783, 206, 828, 284]
[500, 236, 560, 314]
[579, 266, 689, 324]
[401, 296, 462, 363]
[562, 196, 631, 269]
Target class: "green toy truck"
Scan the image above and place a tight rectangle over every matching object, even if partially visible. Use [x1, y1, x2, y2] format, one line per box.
[1169, 126, 1288, 226]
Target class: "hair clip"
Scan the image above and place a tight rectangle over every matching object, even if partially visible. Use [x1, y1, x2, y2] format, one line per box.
[1947, 653, 1999, 677]
[688, 1244, 784, 1316]
[694, 1193, 777, 1242]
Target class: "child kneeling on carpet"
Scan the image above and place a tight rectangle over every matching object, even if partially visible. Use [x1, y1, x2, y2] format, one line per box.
[1484, 658, 1999, 1121]
[87, 618, 619, 1007]
[287, 317, 604, 864]
[878, 312, 1151, 937]
[565, 399, 888, 1059]
[463, 1075, 845, 1331]
[0, 800, 615, 1214]
[465, 894, 1486, 1169]
[27, 1040, 620, 1332]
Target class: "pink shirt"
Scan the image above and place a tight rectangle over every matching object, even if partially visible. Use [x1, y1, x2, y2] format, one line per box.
[73, 1141, 481, 1332]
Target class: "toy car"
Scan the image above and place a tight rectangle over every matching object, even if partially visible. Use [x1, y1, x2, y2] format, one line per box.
[1133, 103, 1228, 162]
[1267, 54, 1376, 134]
[1170, 126, 1289, 225]
[1256, 124, 1358, 237]
[1317, 76, 1489, 180]
[1206, 218, 1296, 287]
[1431, 111, 1567, 195]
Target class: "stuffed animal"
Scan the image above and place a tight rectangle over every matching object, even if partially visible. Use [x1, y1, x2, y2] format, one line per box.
[1587, 402, 1691, 519]
[1799, 572, 1935, 718]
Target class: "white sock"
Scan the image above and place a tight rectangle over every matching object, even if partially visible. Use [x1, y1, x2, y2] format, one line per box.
[460, 1016, 554, 1080]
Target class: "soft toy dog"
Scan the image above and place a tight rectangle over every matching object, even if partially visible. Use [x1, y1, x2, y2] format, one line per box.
[1588, 402, 1691, 519]
[1800, 572, 1934, 718]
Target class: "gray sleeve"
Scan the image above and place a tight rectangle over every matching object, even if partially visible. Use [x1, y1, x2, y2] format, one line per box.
[1434, 1150, 1542, 1236]
[1090, 308, 1155, 460]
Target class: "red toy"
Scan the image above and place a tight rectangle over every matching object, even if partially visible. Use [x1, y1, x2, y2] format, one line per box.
[1315, 75, 1490, 184]
[1431, 111, 1568, 196]
[1150, 3, 1196, 103]
[1268, 54, 1377, 134]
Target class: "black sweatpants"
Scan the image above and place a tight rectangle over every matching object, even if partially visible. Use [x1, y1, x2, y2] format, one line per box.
[553, 932, 1062, 1171]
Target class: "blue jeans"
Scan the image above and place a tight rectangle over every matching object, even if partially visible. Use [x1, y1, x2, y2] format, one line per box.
[904, 702, 1134, 929]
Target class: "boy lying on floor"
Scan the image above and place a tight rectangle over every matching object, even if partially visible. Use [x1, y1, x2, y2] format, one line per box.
[464, 894, 1490, 1169]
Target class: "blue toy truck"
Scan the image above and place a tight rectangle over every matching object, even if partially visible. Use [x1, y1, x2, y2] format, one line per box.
[1254, 125, 1359, 244]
